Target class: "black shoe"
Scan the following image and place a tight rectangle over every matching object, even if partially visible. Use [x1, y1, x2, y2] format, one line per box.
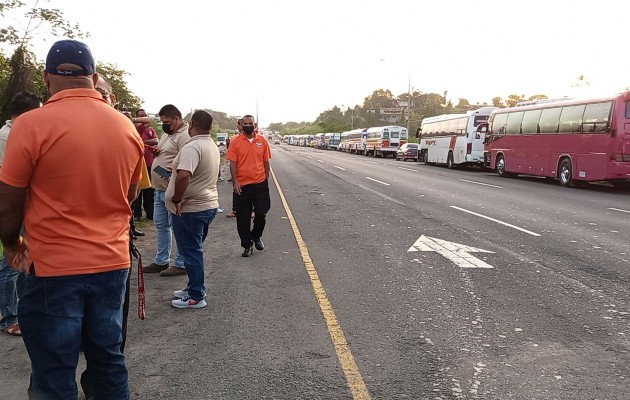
[132, 229, 145, 237]
[242, 246, 253, 257]
[254, 238, 264, 251]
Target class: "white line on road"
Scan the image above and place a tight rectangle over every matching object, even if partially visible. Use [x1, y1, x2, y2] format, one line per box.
[334, 166, 346, 171]
[366, 161, 377, 164]
[366, 177, 390, 186]
[609, 207, 630, 214]
[451, 206, 541, 237]
[307, 156, 312, 159]
[459, 179, 503, 189]
[398, 167, 418, 172]
[317, 160, 324, 163]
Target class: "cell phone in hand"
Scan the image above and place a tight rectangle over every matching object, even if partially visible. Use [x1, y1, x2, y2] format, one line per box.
[153, 165, 171, 180]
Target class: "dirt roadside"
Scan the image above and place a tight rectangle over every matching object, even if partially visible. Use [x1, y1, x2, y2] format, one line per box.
[0, 162, 264, 399]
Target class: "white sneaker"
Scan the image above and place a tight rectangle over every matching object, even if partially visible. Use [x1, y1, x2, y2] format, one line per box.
[171, 296, 207, 309]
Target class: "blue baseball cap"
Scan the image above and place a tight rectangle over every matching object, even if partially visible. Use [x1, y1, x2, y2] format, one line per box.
[45, 39, 96, 77]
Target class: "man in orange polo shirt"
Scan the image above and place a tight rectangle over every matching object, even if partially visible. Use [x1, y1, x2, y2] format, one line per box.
[0, 39, 143, 399]
[226, 114, 272, 257]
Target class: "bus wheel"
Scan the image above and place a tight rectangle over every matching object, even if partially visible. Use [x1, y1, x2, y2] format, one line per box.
[558, 158, 573, 187]
[420, 150, 428, 164]
[612, 179, 630, 190]
[447, 152, 455, 169]
[496, 155, 507, 177]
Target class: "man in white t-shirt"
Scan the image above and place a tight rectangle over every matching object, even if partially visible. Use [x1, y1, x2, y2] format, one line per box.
[165, 110, 220, 309]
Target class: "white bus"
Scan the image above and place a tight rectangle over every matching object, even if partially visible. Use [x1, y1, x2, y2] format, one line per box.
[364, 125, 408, 158]
[418, 107, 497, 168]
[337, 129, 361, 153]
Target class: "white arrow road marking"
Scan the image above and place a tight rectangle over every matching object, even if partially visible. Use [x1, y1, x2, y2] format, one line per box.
[407, 235, 495, 269]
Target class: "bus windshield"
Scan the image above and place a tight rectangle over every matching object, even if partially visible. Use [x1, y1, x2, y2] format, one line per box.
[390, 132, 399, 138]
[474, 116, 489, 127]
[382, 132, 390, 139]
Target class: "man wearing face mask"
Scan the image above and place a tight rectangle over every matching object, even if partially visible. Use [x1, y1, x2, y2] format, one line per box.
[226, 115, 272, 257]
[143, 104, 189, 276]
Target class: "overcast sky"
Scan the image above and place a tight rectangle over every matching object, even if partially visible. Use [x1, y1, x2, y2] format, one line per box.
[8, 0, 630, 126]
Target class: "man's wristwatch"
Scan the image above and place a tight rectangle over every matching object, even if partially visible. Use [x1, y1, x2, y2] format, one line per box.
[172, 197, 182, 204]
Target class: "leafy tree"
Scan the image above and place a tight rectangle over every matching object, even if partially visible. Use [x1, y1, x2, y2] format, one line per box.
[492, 97, 505, 108]
[528, 94, 548, 101]
[456, 98, 470, 109]
[0, 0, 88, 46]
[505, 94, 526, 107]
[183, 109, 240, 134]
[97, 63, 142, 113]
[0, 46, 46, 120]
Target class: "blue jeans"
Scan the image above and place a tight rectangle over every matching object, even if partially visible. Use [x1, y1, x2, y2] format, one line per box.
[0, 226, 25, 329]
[153, 190, 184, 267]
[172, 209, 217, 301]
[19, 269, 130, 400]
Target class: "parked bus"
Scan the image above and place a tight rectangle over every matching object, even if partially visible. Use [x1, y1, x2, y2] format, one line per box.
[324, 132, 341, 150]
[418, 107, 497, 168]
[348, 129, 366, 154]
[364, 125, 408, 157]
[339, 129, 363, 153]
[338, 131, 352, 152]
[484, 91, 630, 188]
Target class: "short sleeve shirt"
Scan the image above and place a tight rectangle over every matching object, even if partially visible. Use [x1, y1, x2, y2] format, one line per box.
[0, 88, 144, 277]
[165, 134, 220, 213]
[226, 132, 271, 186]
[151, 124, 190, 191]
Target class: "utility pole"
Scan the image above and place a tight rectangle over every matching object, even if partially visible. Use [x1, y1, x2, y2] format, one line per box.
[406, 71, 411, 133]
[351, 108, 354, 130]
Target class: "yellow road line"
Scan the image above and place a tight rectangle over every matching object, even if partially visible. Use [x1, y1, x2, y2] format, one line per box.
[271, 167, 372, 400]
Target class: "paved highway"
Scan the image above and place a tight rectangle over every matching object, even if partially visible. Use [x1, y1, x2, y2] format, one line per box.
[269, 143, 630, 399]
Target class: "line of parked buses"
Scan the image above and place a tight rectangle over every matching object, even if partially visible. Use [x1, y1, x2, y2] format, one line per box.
[281, 90, 630, 189]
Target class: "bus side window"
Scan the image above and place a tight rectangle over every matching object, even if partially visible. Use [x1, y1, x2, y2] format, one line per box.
[582, 101, 612, 134]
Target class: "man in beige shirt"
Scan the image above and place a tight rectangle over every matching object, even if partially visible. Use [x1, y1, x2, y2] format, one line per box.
[143, 104, 190, 276]
[165, 110, 220, 308]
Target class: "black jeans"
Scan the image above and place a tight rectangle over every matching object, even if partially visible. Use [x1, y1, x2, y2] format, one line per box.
[234, 180, 271, 248]
[132, 187, 155, 220]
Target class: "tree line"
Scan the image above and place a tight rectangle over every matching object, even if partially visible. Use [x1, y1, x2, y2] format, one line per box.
[270, 89, 551, 137]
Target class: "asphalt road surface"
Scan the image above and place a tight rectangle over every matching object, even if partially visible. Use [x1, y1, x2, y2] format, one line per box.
[1, 142, 629, 400]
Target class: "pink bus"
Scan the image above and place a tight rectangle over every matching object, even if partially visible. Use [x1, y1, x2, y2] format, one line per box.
[484, 91, 630, 188]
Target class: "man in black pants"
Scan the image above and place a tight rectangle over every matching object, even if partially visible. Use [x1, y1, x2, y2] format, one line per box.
[226, 115, 272, 257]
